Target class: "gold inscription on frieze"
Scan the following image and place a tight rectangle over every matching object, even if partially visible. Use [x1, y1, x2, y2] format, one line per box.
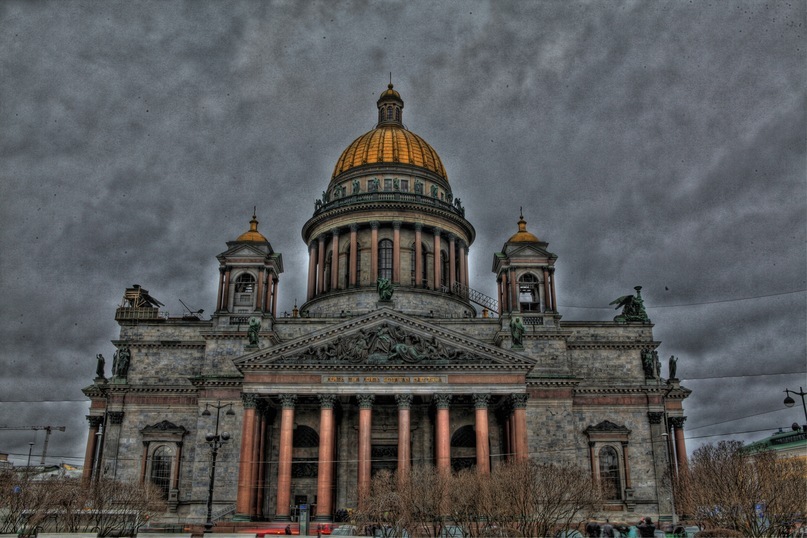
[322, 375, 444, 384]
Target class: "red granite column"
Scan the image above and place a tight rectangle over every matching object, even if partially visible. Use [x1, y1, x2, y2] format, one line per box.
[222, 266, 232, 311]
[434, 394, 451, 473]
[315, 395, 336, 521]
[393, 221, 402, 284]
[501, 271, 509, 312]
[236, 394, 258, 518]
[510, 269, 519, 313]
[217, 267, 226, 310]
[542, 268, 551, 311]
[503, 413, 511, 462]
[271, 278, 279, 318]
[349, 224, 358, 287]
[275, 395, 297, 520]
[307, 242, 317, 301]
[473, 394, 491, 474]
[433, 229, 442, 290]
[255, 405, 268, 518]
[249, 401, 262, 518]
[357, 394, 374, 506]
[370, 222, 379, 283]
[330, 230, 340, 292]
[512, 394, 529, 461]
[459, 241, 467, 288]
[448, 233, 456, 292]
[414, 224, 423, 288]
[82, 415, 102, 483]
[256, 267, 265, 312]
[671, 417, 688, 474]
[317, 235, 326, 294]
[396, 394, 413, 481]
[549, 268, 558, 313]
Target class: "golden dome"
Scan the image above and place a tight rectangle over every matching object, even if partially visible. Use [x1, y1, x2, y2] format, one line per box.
[508, 212, 540, 243]
[236, 212, 269, 243]
[331, 84, 448, 181]
[332, 125, 447, 181]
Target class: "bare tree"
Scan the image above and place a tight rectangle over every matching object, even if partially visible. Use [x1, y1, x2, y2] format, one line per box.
[675, 440, 807, 537]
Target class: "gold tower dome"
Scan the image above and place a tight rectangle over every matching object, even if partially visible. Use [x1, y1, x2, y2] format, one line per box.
[508, 211, 541, 243]
[236, 211, 269, 243]
[331, 84, 448, 182]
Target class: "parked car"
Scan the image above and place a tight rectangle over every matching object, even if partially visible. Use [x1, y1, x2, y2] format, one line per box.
[331, 525, 359, 536]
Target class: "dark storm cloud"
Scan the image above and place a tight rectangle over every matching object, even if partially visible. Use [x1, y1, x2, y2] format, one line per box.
[1, 0, 804, 465]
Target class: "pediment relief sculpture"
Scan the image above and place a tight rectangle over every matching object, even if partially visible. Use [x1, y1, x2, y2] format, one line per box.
[276, 322, 495, 365]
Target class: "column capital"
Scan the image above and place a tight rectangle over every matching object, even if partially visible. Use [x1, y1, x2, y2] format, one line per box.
[395, 394, 413, 409]
[647, 411, 665, 424]
[473, 393, 491, 409]
[392, 220, 402, 230]
[331, 227, 341, 237]
[86, 415, 103, 428]
[414, 222, 423, 231]
[433, 393, 451, 409]
[319, 394, 337, 409]
[357, 394, 375, 409]
[433, 227, 442, 237]
[447, 232, 456, 242]
[350, 223, 359, 232]
[242, 393, 259, 409]
[370, 221, 380, 230]
[279, 394, 297, 409]
[108, 411, 124, 424]
[669, 416, 687, 429]
[511, 393, 529, 409]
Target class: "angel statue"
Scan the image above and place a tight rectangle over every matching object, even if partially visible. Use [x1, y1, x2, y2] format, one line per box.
[609, 286, 650, 323]
[377, 277, 394, 302]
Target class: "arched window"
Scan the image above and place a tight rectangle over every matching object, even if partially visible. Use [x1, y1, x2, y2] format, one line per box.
[379, 239, 393, 280]
[440, 250, 449, 289]
[599, 446, 622, 500]
[234, 273, 256, 307]
[292, 425, 319, 478]
[150, 445, 172, 499]
[386, 106, 393, 120]
[519, 273, 541, 312]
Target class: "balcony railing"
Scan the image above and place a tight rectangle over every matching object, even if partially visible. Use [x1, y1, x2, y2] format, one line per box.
[314, 191, 466, 218]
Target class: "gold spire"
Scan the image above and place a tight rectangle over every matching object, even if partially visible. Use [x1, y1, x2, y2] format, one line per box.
[236, 209, 269, 242]
[507, 210, 540, 243]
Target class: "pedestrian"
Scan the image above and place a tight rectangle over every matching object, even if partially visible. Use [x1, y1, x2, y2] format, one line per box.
[585, 520, 601, 537]
[285, 524, 292, 535]
[637, 517, 655, 538]
[602, 519, 614, 538]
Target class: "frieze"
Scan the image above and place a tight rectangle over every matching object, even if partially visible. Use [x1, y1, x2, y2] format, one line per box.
[323, 375, 445, 384]
[276, 322, 494, 365]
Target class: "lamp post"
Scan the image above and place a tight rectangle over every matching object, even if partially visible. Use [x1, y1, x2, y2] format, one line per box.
[783, 386, 807, 425]
[660, 431, 678, 526]
[202, 401, 235, 534]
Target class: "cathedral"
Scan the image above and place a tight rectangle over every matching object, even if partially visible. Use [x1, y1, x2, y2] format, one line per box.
[82, 85, 690, 526]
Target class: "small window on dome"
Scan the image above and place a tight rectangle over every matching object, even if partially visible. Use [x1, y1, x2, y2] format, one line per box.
[395, 108, 401, 122]
[384, 178, 392, 191]
[386, 107, 393, 120]
[400, 179, 409, 192]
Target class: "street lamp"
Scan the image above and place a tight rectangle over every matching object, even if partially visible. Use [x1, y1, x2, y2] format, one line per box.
[201, 401, 235, 534]
[660, 431, 678, 526]
[783, 386, 807, 425]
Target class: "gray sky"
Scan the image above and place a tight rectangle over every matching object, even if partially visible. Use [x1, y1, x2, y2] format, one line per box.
[1, 1, 804, 467]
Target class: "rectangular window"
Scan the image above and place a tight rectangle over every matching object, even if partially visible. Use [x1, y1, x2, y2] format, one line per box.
[384, 178, 393, 191]
[400, 179, 409, 192]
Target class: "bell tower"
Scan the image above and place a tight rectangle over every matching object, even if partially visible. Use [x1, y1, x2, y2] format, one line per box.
[215, 211, 283, 320]
[492, 210, 559, 325]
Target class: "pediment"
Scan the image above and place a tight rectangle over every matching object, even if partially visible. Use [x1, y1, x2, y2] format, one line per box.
[235, 308, 534, 369]
[503, 243, 554, 259]
[217, 243, 270, 260]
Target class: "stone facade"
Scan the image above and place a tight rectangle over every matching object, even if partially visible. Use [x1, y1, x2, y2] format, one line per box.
[82, 86, 690, 526]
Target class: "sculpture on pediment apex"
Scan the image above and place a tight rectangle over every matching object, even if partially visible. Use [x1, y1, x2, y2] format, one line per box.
[610, 286, 650, 323]
[95, 354, 106, 378]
